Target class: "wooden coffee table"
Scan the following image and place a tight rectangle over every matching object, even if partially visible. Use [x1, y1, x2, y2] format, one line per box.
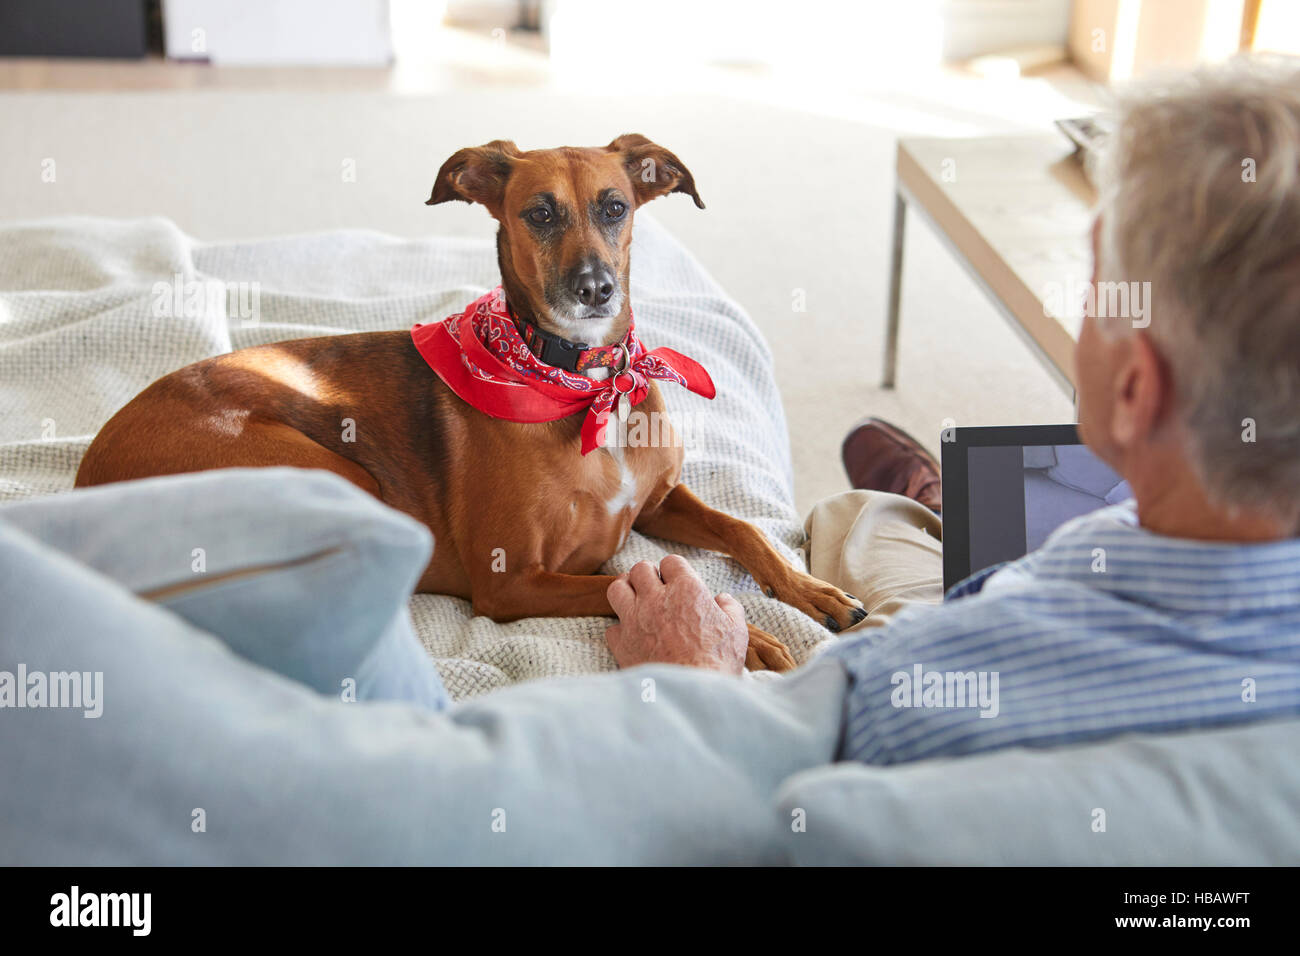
[881, 133, 1097, 397]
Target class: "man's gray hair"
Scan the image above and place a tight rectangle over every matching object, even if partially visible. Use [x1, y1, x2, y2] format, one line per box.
[1095, 55, 1300, 525]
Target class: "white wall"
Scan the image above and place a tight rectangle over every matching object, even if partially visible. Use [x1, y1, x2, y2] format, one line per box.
[540, 0, 1070, 72]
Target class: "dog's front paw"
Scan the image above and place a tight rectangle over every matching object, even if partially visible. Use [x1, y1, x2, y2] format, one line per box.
[745, 623, 797, 672]
[764, 572, 867, 633]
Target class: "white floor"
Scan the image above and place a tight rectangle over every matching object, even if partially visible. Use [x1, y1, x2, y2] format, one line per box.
[0, 51, 1095, 513]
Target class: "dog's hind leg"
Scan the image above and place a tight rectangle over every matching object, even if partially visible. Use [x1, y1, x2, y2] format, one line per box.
[467, 565, 796, 672]
[745, 623, 797, 672]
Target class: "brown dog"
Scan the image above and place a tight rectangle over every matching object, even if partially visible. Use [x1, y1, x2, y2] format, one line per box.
[75, 135, 866, 670]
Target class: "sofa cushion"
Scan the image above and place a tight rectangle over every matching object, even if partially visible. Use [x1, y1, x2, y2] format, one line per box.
[775, 718, 1300, 864]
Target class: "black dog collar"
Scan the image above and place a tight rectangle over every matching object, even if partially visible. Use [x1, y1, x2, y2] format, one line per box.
[512, 314, 628, 374]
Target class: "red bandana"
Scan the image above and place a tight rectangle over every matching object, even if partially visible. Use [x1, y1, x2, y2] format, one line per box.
[411, 286, 715, 455]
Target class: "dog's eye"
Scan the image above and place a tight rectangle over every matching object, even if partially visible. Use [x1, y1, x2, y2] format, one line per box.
[605, 200, 627, 220]
[528, 207, 553, 225]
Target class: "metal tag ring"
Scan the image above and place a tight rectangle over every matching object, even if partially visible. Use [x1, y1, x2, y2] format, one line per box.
[611, 345, 635, 396]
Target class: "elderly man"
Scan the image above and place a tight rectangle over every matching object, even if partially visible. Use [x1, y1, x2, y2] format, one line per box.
[607, 59, 1300, 764]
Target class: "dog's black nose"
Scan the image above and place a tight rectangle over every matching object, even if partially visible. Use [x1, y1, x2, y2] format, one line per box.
[572, 267, 615, 306]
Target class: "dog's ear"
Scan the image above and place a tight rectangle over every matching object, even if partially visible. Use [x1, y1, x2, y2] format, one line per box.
[426, 140, 522, 212]
[606, 134, 704, 209]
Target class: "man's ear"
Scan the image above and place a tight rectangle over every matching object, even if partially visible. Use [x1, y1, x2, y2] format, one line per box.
[426, 140, 522, 213]
[1112, 331, 1173, 448]
[606, 134, 705, 209]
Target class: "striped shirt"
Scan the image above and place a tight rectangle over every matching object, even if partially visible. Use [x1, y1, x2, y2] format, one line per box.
[824, 502, 1300, 765]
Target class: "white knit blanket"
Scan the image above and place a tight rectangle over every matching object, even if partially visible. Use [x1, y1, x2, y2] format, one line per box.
[0, 215, 831, 699]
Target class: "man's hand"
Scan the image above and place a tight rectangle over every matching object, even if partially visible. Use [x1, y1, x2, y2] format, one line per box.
[604, 555, 748, 674]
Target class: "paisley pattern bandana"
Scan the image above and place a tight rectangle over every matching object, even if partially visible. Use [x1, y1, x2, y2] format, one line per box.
[411, 286, 715, 455]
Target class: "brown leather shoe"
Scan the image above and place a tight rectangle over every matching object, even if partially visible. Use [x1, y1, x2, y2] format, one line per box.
[841, 418, 942, 512]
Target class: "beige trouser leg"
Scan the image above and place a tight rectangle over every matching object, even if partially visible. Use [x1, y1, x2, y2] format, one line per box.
[803, 490, 943, 633]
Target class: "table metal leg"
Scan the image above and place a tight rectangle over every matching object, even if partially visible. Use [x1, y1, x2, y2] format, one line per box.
[881, 189, 906, 388]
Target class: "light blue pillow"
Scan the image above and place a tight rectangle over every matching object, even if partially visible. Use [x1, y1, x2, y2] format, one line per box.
[0, 468, 446, 707]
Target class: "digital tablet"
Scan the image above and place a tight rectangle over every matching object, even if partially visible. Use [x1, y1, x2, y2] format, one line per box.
[940, 424, 1132, 591]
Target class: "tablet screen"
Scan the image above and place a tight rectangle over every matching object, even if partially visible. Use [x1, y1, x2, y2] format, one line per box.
[966, 443, 1130, 573]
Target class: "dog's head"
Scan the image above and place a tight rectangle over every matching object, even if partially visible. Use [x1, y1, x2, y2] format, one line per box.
[427, 135, 703, 346]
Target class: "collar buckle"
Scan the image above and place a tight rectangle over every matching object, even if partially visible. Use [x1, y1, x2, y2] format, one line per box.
[535, 333, 588, 372]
